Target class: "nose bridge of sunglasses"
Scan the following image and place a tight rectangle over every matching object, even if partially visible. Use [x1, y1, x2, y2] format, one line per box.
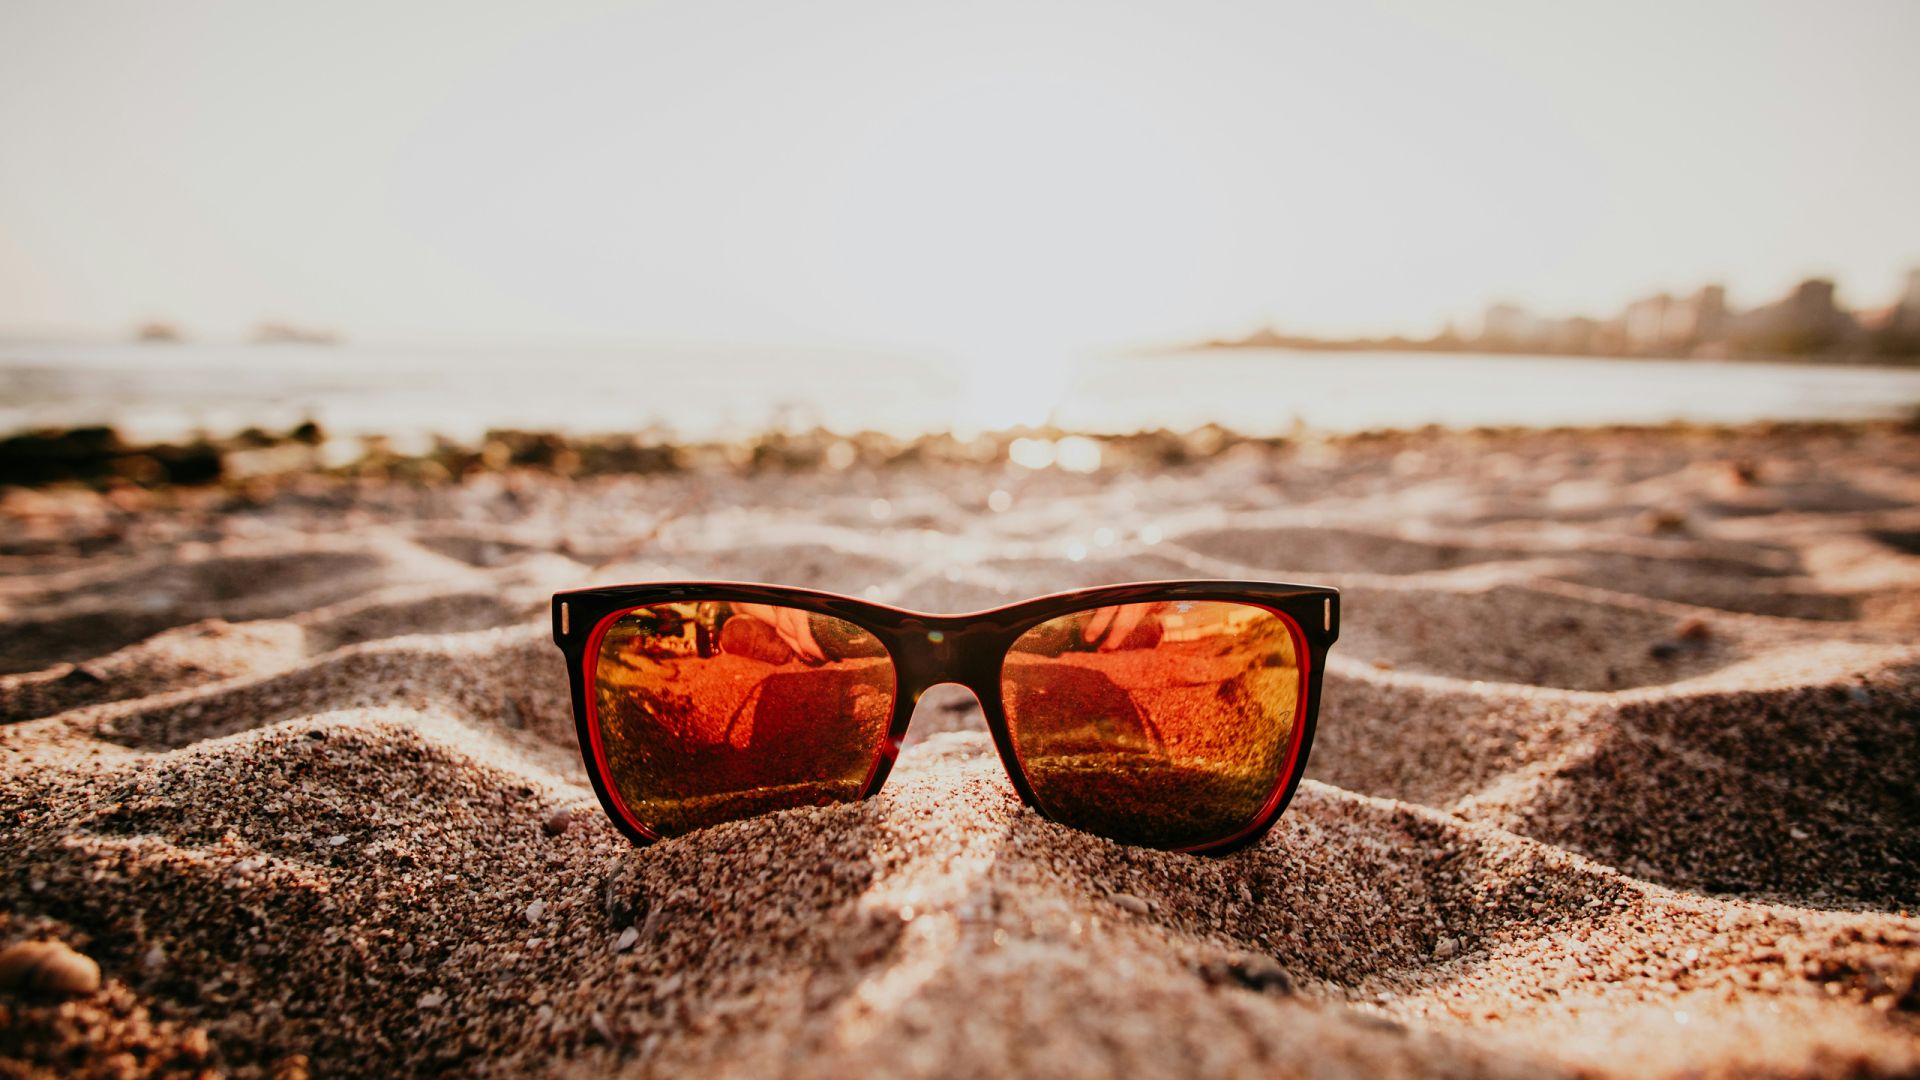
[887, 616, 1003, 703]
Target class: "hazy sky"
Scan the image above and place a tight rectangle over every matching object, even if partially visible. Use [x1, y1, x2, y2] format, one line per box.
[1, 0, 1916, 355]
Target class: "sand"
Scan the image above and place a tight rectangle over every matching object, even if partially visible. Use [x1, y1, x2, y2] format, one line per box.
[2, 422, 1918, 1078]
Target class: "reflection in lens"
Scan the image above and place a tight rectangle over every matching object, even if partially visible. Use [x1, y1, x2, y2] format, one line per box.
[592, 602, 895, 836]
[1001, 601, 1303, 849]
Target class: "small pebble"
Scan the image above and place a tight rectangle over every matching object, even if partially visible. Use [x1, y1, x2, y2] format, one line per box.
[1640, 509, 1689, 535]
[179, 1026, 211, 1062]
[1109, 893, 1151, 916]
[1199, 955, 1294, 994]
[1434, 937, 1460, 960]
[542, 807, 573, 837]
[327, 834, 349, 847]
[1353, 1011, 1407, 1033]
[615, 926, 640, 952]
[525, 899, 547, 923]
[0, 939, 102, 998]
[417, 990, 446, 1009]
[1673, 617, 1712, 642]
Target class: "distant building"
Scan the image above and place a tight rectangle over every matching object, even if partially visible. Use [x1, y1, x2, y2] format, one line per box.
[1546, 315, 1600, 354]
[1872, 268, 1920, 357]
[1481, 303, 1541, 349]
[1726, 278, 1855, 356]
[1696, 284, 1729, 341]
[1895, 269, 1920, 336]
[1623, 293, 1670, 353]
[1790, 278, 1841, 327]
[1664, 284, 1727, 349]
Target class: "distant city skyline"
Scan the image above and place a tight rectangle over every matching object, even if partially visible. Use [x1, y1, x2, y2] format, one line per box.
[2, 0, 1917, 367]
[1469, 265, 1920, 357]
[1205, 266, 1920, 362]
[94, 263, 1920, 353]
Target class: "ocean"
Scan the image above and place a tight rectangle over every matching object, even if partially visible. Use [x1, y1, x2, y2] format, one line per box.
[3, 341, 1917, 444]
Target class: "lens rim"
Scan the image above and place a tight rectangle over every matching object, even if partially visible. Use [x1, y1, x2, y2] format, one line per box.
[995, 601, 1311, 853]
[579, 599, 903, 841]
[553, 579, 1338, 853]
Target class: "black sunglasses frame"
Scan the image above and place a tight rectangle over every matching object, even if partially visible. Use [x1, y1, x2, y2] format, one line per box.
[551, 579, 1339, 855]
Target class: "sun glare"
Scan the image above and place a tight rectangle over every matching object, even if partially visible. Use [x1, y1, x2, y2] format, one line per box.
[948, 343, 1078, 431]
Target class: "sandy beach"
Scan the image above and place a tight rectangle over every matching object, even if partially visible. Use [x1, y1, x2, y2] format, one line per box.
[3, 422, 1919, 1078]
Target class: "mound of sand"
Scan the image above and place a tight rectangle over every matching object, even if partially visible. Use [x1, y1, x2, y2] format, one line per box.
[3, 424, 1919, 1078]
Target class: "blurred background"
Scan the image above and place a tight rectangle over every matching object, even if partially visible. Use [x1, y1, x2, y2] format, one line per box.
[2, 0, 1918, 467]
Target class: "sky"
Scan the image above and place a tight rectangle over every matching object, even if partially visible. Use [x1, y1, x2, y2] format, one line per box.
[1, 0, 1916, 357]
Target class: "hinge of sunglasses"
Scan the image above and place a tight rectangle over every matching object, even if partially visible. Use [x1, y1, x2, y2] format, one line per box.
[561, 602, 570, 635]
[1323, 597, 1331, 632]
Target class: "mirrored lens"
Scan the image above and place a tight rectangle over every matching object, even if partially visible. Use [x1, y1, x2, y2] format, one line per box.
[1001, 601, 1304, 849]
[591, 601, 895, 836]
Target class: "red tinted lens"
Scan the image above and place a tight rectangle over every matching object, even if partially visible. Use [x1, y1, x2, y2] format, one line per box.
[1001, 601, 1305, 849]
[589, 601, 895, 837]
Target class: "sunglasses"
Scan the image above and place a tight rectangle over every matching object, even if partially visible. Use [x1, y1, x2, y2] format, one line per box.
[550, 580, 1339, 853]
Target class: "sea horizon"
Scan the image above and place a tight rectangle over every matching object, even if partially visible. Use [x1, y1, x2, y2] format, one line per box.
[4, 340, 1920, 447]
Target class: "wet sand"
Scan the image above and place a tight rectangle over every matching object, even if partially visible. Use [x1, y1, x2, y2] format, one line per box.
[3, 423, 1919, 1078]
